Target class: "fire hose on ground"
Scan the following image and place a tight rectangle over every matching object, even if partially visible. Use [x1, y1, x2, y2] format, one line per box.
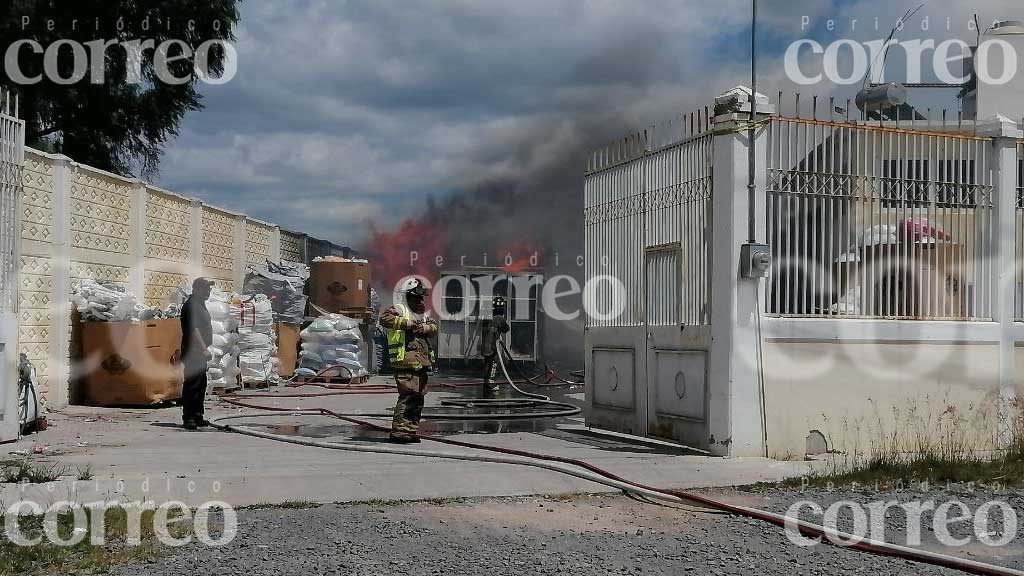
[230, 345, 582, 420]
[210, 345, 1023, 576]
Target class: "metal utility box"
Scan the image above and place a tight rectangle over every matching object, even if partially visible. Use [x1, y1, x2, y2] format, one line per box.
[436, 268, 543, 363]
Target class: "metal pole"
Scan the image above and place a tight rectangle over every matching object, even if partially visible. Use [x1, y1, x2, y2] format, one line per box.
[747, 0, 757, 243]
[748, 0, 768, 458]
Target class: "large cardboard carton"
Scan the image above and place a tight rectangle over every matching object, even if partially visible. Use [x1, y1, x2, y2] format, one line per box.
[82, 319, 183, 406]
[309, 260, 371, 313]
[276, 322, 300, 378]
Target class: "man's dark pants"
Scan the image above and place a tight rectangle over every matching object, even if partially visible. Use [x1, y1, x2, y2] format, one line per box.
[182, 358, 208, 423]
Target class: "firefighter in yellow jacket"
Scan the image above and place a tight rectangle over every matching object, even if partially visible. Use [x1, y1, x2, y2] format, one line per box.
[381, 278, 438, 443]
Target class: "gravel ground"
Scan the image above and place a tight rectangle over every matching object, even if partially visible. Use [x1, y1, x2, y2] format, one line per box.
[108, 489, 1022, 576]
[743, 483, 1024, 571]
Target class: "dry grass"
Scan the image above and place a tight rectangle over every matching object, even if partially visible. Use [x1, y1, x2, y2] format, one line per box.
[783, 394, 1024, 489]
[242, 500, 321, 510]
[0, 506, 191, 576]
[0, 459, 69, 484]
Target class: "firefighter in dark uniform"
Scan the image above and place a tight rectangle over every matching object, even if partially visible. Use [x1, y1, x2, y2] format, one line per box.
[478, 296, 510, 397]
[381, 278, 437, 443]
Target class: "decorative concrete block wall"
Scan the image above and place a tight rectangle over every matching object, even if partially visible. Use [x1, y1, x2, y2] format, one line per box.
[280, 230, 305, 265]
[17, 148, 283, 408]
[70, 166, 133, 257]
[244, 219, 273, 268]
[143, 187, 192, 306]
[18, 152, 56, 404]
[200, 206, 238, 292]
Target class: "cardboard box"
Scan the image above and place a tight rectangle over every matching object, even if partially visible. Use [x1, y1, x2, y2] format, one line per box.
[276, 322, 300, 378]
[309, 260, 371, 313]
[81, 318, 184, 406]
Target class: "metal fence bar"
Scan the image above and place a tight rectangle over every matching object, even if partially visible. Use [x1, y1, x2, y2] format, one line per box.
[766, 116, 994, 321]
[643, 135, 713, 326]
[0, 87, 24, 314]
[584, 106, 714, 328]
[584, 159, 645, 327]
[1016, 141, 1024, 320]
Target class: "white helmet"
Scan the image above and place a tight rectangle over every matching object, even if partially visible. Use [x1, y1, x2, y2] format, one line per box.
[399, 277, 428, 298]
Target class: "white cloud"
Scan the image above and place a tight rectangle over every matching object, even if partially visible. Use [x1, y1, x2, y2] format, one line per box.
[155, 0, 1023, 244]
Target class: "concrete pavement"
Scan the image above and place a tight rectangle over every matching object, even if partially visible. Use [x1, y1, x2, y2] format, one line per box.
[0, 376, 815, 509]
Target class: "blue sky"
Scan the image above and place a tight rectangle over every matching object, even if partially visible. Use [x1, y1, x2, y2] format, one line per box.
[153, 0, 1019, 248]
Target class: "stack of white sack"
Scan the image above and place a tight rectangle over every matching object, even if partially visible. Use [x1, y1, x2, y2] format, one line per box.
[242, 261, 310, 324]
[72, 279, 178, 321]
[205, 290, 241, 390]
[231, 295, 278, 384]
[298, 314, 366, 377]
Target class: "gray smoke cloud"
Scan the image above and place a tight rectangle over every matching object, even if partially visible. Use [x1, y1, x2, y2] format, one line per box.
[357, 35, 749, 368]
[157, 0, 959, 365]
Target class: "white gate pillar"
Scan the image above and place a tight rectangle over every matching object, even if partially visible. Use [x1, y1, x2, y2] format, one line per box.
[978, 115, 1023, 447]
[188, 199, 204, 280]
[48, 156, 73, 409]
[708, 94, 773, 457]
[233, 215, 247, 291]
[269, 227, 282, 263]
[129, 182, 147, 299]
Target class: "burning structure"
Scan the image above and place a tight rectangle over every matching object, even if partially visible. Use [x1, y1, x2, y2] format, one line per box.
[364, 191, 580, 368]
[436, 267, 544, 365]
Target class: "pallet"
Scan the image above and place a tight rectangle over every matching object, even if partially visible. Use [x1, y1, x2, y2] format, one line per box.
[241, 380, 275, 390]
[293, 373, 369, 386]
[305, 308, 373, 323]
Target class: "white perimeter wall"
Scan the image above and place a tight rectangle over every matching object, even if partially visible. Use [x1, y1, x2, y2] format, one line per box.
[18, 149, 306, 408]
[759, 318, 1012, 458]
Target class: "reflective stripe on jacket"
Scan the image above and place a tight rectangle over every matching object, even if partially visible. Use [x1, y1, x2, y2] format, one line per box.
[384, 304, 436, 370]
[386, 305, 410, 365]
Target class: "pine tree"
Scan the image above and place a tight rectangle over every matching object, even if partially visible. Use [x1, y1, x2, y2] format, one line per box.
[0, 0, 240, 177]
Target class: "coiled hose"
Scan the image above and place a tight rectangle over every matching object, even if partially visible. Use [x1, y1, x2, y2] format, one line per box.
[211, 347, 1022, 576]
[229, 345, 581, 421]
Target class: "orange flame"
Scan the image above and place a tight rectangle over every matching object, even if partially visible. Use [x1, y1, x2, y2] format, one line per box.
[366, 216, 546, 310]
[367, 218, 448, 290]
[497, 241, 543, 273]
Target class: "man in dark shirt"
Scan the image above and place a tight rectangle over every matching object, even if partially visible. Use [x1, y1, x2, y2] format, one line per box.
[180, 278, 214, 430]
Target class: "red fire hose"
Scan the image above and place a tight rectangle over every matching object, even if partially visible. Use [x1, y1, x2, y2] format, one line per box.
[212, 350, 1020, 576]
